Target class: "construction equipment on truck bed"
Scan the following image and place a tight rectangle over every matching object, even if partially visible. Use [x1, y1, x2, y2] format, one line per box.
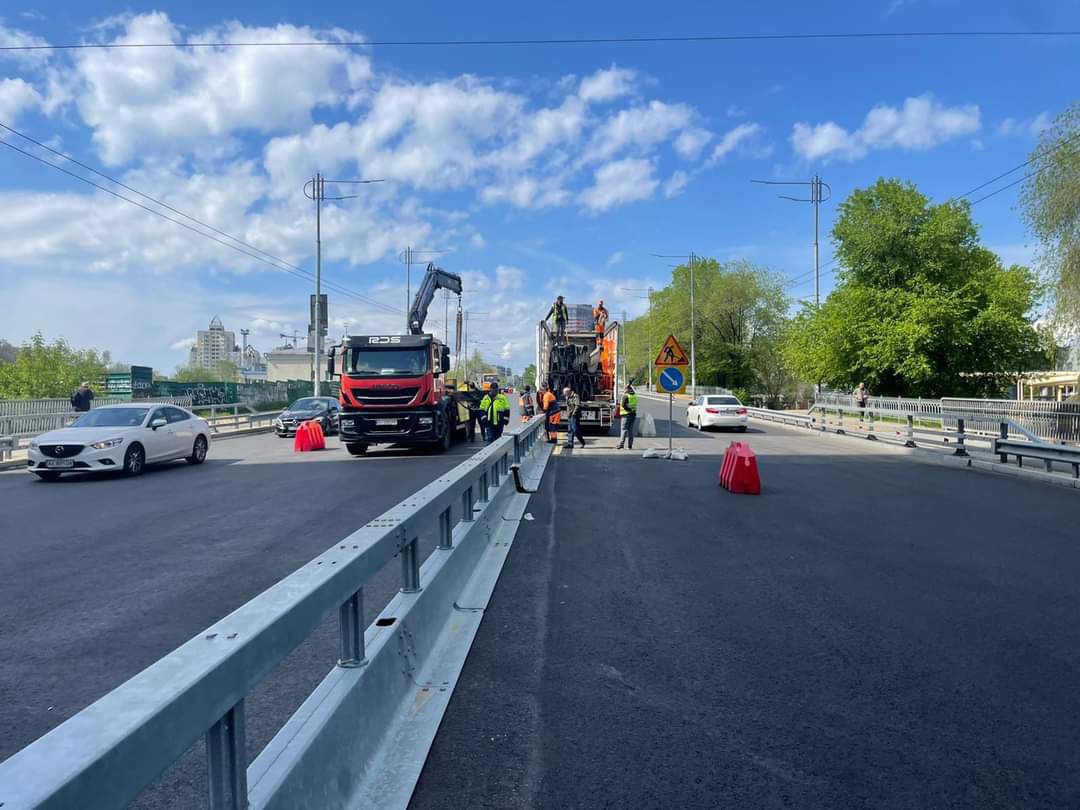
[327, 263, 470, 455]
[536, 305, 620, 433]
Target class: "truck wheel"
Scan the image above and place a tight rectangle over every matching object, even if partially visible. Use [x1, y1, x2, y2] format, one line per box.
[435, 410, 452, 453]
[346, 443, 369, 457]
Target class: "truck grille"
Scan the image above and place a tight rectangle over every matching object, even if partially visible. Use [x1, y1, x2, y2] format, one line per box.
[354, 387, 420, 406]
[40, 444, 84, 458]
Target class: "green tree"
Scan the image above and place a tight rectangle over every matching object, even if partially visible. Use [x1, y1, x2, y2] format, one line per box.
[622, 258, 791, 395]
[0, 333, 109, 398]
[1021, 102, 1080, 332]
[523, 363, 537, 388]
[173, 359, 240, 382]
[0, 339, 18, 364]
[784, 179, 1047, 396]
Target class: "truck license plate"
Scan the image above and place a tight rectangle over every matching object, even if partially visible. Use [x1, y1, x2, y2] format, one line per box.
[45, 459, 75, 468]
[375, 418, 398, 426]
[584, 410, 597, 420]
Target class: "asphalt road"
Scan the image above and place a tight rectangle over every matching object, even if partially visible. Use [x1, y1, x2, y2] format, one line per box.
[0, 423, 509, 808]
[412, 395, 1080, 809]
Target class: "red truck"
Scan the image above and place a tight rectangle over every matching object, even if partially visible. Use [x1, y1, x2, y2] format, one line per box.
[325, 263, 470, 456]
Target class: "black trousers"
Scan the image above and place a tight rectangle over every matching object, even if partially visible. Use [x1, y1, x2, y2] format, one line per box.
[619, 412, 636, 448]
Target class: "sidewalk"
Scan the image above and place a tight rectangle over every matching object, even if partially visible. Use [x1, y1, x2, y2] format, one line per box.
[410, 414, 1080, 808]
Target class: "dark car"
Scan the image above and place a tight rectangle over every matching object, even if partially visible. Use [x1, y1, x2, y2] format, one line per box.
[274, 397, 340, 437]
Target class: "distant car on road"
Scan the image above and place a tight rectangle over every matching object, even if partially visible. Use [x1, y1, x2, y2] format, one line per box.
[687, 394, 748, 432]
[274, 397, 340, 438]
[27, 403, 211, 481]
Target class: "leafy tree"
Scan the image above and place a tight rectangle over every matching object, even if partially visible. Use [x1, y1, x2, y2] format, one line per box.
[784, 179, 1047, 396]
[0, 333, 109, 398]
[622, 258, 791, 394]
[523, 363, 537, 388]
[173, 360, 239, 383]
[1020, 102, 1080, 333]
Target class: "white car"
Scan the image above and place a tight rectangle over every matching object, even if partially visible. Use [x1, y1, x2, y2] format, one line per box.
[687, 395, 748, 431]
[27, 403, 211, 481]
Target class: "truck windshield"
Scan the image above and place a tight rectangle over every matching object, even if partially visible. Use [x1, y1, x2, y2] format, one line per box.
[348, 347, 428, 377]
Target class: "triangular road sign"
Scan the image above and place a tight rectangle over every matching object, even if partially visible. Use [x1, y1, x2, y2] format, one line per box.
[654, 334, 689, 366]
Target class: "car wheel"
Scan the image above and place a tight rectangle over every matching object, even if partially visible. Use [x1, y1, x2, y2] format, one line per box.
[187, 435, 208, 464]
[346, 443, 369, 457]
[34, 471, 61, 482]
[123, 443, 145, 477]
[737, 425, 747, 433]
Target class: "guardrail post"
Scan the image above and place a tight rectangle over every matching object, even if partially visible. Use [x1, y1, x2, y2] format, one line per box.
[400, 537, 421, 593]
[953, 418, 968, 457]
[207, 700, 248, 810]
[462, 485, 475, 522]
[438, 507, 453, 549]
[338, 588, 367, 667]
[479, 471, 490, 502]
[999, 422, 1008, 463]
[491, 461, 501, 488]
[867, 409, 877, 440]
[905, 415, 916, 448]
[836, 406, 844, 434]
[514, 433, 522, 464]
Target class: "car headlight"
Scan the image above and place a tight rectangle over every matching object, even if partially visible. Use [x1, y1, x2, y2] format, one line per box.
[274, 418, 283, 426]
[90, 438, 124, 450]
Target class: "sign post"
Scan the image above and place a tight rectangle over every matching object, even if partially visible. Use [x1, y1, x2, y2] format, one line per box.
[654, 335, 690, 460]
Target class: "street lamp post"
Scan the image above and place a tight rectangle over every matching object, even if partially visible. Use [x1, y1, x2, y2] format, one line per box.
[303, 174, 384, 396]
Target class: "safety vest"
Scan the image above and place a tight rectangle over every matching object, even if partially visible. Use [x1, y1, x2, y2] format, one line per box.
[624, 393, 638, 412]
[480, 393, 509, 423]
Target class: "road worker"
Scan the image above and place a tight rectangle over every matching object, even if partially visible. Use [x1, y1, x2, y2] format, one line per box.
[616, 383, 638, 450]
[546, 295, 569, 343]
[518, 384, 536, 421]
[479, 384, 511, 442]
[593, 299, 609, 346]
[540, 383, 560, 443]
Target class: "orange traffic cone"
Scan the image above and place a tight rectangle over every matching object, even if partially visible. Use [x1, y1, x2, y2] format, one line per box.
[307, 419, 326, 450]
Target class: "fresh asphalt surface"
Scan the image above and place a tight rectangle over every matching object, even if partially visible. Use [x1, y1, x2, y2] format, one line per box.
[0, 419, 512, 808]
[412, 395, 1080, 809]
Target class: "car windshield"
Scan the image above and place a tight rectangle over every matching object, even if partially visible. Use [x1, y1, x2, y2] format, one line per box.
[348, 347, 428, 377]
[289, 398, 326, 410]
[71, 408, 148, 427]
[706, 396, 741, 406]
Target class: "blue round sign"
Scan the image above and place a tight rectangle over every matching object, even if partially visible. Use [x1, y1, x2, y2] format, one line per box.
[658, 366, 684, 393]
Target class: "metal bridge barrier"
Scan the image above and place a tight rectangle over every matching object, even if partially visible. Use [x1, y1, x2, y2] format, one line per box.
[0, 415, 549, 810]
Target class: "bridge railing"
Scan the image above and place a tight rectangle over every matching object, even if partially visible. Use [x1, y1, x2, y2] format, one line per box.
[0, 415, 547, 809]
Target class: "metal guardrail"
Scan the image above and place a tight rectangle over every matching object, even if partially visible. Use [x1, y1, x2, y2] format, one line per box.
[744, 407, 814, 429]
[0, 395, 194, 418]
[0, 415, 548, 809]
[942, 397, 1080, 443]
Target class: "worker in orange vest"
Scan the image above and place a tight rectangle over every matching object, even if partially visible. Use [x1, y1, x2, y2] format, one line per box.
[593, 299, 609, 346]
[518, 384, 536, 421]
[540, 384, 560, 443]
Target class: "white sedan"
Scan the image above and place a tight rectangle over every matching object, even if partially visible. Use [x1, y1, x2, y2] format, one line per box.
[27, 403, 211, 481]
[687, 395, 748, 431]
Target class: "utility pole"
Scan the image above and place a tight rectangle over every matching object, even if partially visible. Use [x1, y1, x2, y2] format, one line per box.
[305, 173, 385, 396]
[751, 175, 831, 307]
[240, 328, 250, 380]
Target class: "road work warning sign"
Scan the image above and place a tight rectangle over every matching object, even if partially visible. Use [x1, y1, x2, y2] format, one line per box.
[654, 334, 689, 366]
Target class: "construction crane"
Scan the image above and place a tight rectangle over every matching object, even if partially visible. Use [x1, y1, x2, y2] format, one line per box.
[408, 262, 463, 335]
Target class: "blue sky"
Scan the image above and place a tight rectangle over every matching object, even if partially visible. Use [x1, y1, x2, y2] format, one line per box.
[0, 1, 1077, 372]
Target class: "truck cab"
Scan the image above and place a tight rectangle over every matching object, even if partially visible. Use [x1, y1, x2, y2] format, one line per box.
[328, 334, 460, 455]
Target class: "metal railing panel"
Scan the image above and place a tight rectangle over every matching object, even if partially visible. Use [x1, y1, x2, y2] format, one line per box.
[0, 416, 546, 810]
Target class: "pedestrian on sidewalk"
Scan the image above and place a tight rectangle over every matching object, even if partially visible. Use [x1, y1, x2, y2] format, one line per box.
[70, 381, 95, 412]
[616, 383, 638, 449]
[854, 382, 870, 422]
[563, 386, 586, 449]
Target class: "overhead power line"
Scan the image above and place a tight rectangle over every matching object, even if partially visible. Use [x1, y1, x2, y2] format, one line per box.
[1, 30, 1078, 52]
[0, 122, 401, 315]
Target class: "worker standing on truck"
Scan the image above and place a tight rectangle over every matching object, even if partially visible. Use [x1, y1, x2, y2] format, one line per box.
[616, 383, 638, 450]
[592, 299, 608, 346]
[518, 384, 536, 421]
[479, 384, 510, 443]
[546, 295, 569, 343]
[540, 384, 560, 443]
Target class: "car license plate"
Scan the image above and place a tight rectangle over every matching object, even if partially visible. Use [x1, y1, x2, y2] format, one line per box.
[375, 418, 398, 426]
[45, 459, 75, 468]
[584, 410, 597, 420]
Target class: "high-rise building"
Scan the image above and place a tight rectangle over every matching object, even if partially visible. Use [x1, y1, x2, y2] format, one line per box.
[190, 316, 240, 369]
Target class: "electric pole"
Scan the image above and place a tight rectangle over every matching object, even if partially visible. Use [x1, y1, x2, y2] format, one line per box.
[304, 174, 384, 396]
[751, 175, 831, 308]
[240, 328, 250, 380]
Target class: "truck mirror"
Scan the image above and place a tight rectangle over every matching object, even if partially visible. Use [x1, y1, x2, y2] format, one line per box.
[441, 345, 451, 373]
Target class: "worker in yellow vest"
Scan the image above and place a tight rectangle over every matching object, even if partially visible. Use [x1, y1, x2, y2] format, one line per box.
[616, 383, 638, 450]
[479, 384, 510, 442]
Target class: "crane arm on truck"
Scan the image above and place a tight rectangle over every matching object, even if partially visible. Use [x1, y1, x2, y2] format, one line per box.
[409, 262, 463, 335]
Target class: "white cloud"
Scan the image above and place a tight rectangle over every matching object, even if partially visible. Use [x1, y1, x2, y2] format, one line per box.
[726, 104, 746, 118]
[606, 250, 624, 267]
[579, 158, 658, 212]
[663, 170, 689, 199]
[708, 122, 766, 163]
[470, 232, 486, 249]
[583, 100, 694, 164]
[674, 128, 712, 159]
[997, 111, 1052, 138]
[0, 77, 42, 123]
[578, 66, 637, 103]
[791, 94, 980, 162]
[169, 337, 196, 351]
